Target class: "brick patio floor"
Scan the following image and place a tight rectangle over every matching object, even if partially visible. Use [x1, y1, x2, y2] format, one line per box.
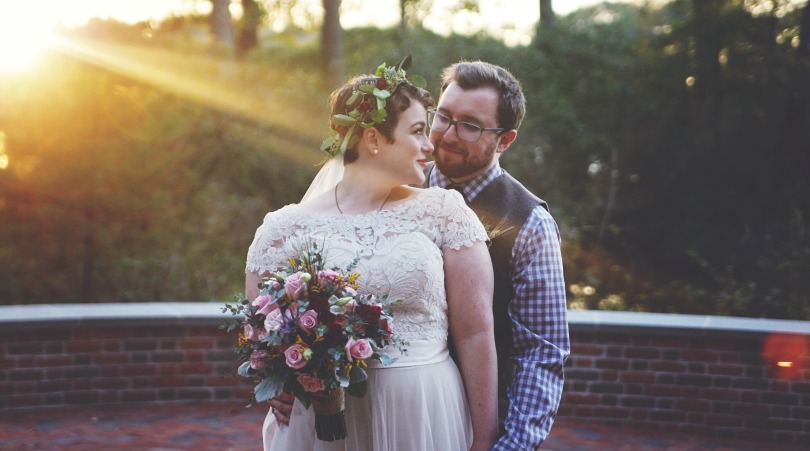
[0, 402, 802, 450]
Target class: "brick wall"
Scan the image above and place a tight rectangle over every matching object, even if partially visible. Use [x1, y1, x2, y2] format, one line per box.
[0, 303, 254, 411]
[1, 305, 808, 445]
[560, 311, 810, 446]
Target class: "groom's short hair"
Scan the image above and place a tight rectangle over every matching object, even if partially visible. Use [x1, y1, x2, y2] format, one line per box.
[440, 61, 526, 132]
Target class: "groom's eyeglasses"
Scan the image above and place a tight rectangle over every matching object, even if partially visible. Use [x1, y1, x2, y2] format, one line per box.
[427, 109, 505, 143]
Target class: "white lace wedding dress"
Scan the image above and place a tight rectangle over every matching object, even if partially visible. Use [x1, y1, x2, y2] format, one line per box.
[245, 187, 488, 451]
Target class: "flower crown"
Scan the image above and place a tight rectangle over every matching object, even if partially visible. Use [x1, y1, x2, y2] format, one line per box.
[320, 55, 427, 158]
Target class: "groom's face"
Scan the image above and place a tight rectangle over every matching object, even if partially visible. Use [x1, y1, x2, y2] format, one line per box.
[430, 83, 502, 183]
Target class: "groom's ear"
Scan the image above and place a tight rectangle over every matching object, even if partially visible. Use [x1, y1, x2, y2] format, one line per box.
[495, 129, 518, 155]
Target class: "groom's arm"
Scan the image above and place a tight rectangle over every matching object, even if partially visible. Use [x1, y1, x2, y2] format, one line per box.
[494, 208, 570, 450]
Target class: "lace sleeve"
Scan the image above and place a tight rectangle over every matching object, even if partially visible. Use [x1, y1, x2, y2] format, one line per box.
[437, 188, 488, 250]
[245, 208, 292, 275]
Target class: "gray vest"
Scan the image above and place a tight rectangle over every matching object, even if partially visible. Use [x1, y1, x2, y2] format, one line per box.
[426, 164, 548, 429]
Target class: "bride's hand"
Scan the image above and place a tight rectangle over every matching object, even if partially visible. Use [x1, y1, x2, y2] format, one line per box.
[268, 391, 295, 426]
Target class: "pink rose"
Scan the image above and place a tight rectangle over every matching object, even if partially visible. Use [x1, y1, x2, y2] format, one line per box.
[249, 350, 268, 369]
[298, 310, 319, 332]
[297, 373, 326, 392]
[285, 272, 309, 301]
[317, 269, 341, 287]
[244, 324, 260, 341]
[345, 337, 373, 363]
[252, 293, 278, 317]
[284, 344, 310, 369]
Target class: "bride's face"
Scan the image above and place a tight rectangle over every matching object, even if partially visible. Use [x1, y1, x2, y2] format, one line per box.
[377, 101, 433, 186]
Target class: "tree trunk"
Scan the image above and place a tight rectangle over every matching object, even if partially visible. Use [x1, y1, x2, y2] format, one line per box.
[598, 148, 620, 244]
[691, 0, 723, 102]
[799, 3, 810, 57]
[776, 4, 810, 211]
[321, 0, 344, 89]
[210, 0, 234, 54]
[399, 0, 407, 39]
[236, 0, 261, 58]
[540, 0, 556, 28]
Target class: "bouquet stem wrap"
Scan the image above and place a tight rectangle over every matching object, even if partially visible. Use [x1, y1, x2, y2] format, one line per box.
[313, 387, 347, 442]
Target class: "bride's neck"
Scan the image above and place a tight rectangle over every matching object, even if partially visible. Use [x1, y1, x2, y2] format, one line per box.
[336, 168, 397, 214]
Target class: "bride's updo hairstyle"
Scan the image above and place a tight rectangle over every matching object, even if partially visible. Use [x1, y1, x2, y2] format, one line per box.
[331, 79, 432, 163]
[320, 57, 432, 164]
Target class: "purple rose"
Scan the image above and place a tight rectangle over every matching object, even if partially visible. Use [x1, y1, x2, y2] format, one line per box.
[298, 310, 319, 333]
[285, 272, 309, 301]
[284, 344, 310, 369]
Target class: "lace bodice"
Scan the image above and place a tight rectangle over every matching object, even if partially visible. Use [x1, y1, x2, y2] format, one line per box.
[246, 187, 487, 342]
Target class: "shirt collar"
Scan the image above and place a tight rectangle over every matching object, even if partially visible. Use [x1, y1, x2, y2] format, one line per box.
[430, 161, 503, 202]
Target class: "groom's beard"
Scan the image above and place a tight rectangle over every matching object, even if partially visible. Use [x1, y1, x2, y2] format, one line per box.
[433, 139, 496, 180]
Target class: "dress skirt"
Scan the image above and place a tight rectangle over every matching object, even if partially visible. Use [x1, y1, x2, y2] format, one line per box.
[263, 340, 472, 451]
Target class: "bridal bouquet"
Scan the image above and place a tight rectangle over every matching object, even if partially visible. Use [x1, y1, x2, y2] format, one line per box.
[222, 243, 405, 442]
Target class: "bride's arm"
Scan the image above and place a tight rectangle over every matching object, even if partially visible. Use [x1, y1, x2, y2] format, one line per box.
[445, 242, 499, 450]
[245, 271, 262, 302]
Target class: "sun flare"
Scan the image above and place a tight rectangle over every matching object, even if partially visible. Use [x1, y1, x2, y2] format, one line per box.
[0, 4, 60, 72]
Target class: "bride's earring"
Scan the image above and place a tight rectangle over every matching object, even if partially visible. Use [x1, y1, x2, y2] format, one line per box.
[372, 149, 379, 155]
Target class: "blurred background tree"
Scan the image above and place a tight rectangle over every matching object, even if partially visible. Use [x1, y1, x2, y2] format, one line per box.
[0, 0, 807, 320]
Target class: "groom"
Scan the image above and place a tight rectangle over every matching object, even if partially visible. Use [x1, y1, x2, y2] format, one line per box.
[425, 60, 569, 449]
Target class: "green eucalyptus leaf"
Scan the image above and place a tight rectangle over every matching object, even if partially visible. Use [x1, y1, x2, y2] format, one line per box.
[345, 90, 360, 106]
[396, 54, 412, 71]
[321, 135, 337, 151]
[373, 89, 391, 99]
[295, 388, 313, 409]
[347, 379, 368, 398]
[349, 364, 368, 383]
[254, 377, 284, 403]
[332, 114, 357, 126]
[237, 361, 252, 377]
[370, 109, 387, 123]
[358, 84, 376, 94]
[409, 74, 427, 89]
[340, 126, 354, 153]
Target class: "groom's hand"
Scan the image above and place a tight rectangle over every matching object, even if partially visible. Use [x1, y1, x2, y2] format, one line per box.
[268, 392, 295, 426]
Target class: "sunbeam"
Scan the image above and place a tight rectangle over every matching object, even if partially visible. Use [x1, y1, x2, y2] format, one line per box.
[51, 36, 324, 166]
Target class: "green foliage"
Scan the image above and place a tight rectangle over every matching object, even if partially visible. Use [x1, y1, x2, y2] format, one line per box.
[1, 2, 808, 320]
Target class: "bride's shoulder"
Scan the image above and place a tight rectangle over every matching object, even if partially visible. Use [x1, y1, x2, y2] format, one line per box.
[396, 186, 447, 207]
[415, 186, 453, 200]
[420, 186, 465, 206]
[258, 203, 302, 224]
[397, 187, 465, 218]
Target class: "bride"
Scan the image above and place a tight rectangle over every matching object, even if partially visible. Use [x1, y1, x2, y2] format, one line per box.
[245, 59, 498, 450]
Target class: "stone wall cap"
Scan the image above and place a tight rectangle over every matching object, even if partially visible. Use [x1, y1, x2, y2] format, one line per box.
[568, 310, 810, 337]
[0, 302, 231, 328]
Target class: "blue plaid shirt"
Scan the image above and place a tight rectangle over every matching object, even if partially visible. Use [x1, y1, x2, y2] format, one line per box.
[430, 162, 570, 449]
